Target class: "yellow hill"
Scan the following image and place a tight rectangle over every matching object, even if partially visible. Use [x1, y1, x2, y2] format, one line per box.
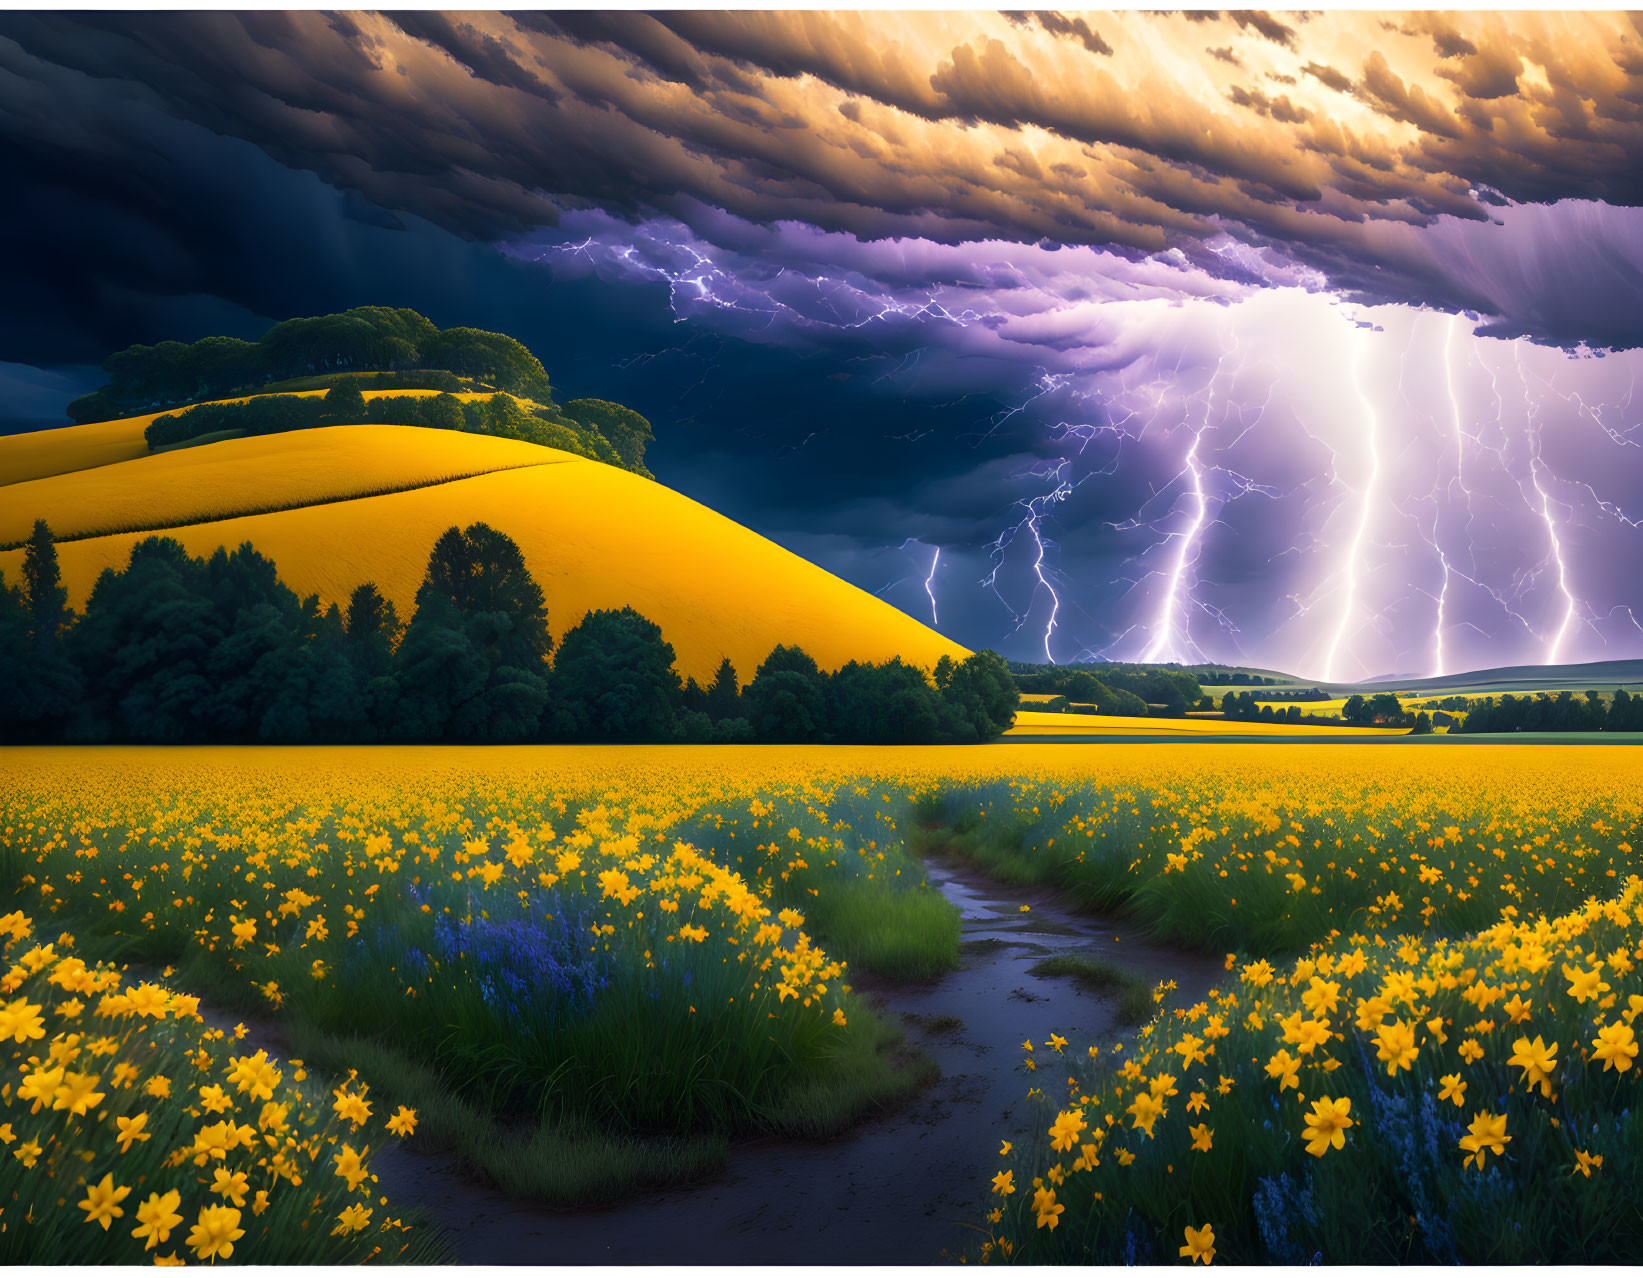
[0, 425, 567, 546]
[0, 389, 535, 487]
[0, 424, 966, 684]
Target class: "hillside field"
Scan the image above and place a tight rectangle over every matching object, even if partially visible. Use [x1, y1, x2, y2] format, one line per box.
[0, 420, 964, 683]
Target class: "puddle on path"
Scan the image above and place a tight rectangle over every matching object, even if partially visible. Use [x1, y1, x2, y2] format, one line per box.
[369, 857, 1224, 1265]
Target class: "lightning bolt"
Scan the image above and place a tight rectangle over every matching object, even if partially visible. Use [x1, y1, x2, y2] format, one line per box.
[1514, 342, 1579, 663]
[1322, 323, 1382, 683]
[924, 545, 941, 628]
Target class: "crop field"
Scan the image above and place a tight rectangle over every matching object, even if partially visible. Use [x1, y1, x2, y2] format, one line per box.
[1004, 710, 1406, 737]
[0, 426, 570, 547]
[2, 742, 1640, 1263]
[0, 390, 528, 489]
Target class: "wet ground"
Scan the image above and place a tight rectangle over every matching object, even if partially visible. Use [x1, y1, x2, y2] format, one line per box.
[369, 856, 1223, 1265]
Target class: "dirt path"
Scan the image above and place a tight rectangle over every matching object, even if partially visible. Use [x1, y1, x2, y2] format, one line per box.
[367, 857, 1224, 1265]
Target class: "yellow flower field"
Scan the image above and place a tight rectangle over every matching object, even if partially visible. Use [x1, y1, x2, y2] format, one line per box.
[1, 741, 1639, 1263]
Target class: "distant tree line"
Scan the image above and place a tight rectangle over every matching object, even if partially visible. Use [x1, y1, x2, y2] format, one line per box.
[1216, 691, 1429, 733]
[144, 379, 654, 477]
[1457, 691, 1643, 734]
[1010, 662, 1204, 717]
[69, 307, 558, 423]
[0, 521, 1016, 746]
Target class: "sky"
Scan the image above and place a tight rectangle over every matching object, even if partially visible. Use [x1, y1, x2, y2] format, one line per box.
[3, 10, 1642, 680]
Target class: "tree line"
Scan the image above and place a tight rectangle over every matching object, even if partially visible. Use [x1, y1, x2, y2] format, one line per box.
[1457, 690, 1643, 734]
[1217, 691, 1431, 733]
[69, 307, 558, 423]
[144, 378, 654, 477]
[1010, 662, 1205, 717]
[0, 521, 1017, 747]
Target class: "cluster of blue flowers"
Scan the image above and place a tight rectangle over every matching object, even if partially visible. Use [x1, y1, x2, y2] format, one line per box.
[429, 889, 613, 1026]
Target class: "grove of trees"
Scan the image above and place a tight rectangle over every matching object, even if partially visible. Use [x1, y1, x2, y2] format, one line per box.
[0, 521, 1017, 747]
[143, 379, 650, 475]
[69, 307, 557, 423]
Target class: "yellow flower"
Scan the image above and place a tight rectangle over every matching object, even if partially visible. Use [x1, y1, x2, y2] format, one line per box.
[226, 1050, 281, 1101]
[1179, 1223, 1216, 1265]
[331, 1087, 373, 1128]
[992, 1170, 1015, 1196]
[1048, 1033, 1067, 1053]
[332, 1203, 373, 1236]
[1031, 1186, 1063, 1230]
[1459, 1111, 1510, 1170]
[198, 1084, 231, 1114]
[1187, 1091, 1209, 1115]
[1372, 1019, 1418, 1076]
[0, 997, 46, 1044]
[1301, 1096, 1353, 1157]
[1563, 963, 1610, 1004]
[333, 1142, 368, 1191]
[998, 1141, 1012, 1157]
[1506, 1035, 1558, 1097]
[116, 1112, 152, 1152]
[145, 1075, 172, 1099]
[385, 1105, 419, 1138]
[1437, 1074, 1467, 1107]
[1573, 1149, 1603, 1179]
[131, 1190, 184, 1251]
[832, 1008, 847, 1028]
[1048, 1108, 1087, 1152]
[78, 1173, 131, 1231]
[1592, 1021, 1637, 1073]
[52, 1070, 105, 1116]
[1188, 1123, 1214, 1152]
[1126, 1090, 1164, 1138]
[13, 1138, 41, 1168]
[1457, 1038, 1484, 1065]
[1264, 1049, 1301, 1092]
[210, 1167, 251, 1207]
[188, 1205, 245, 1261]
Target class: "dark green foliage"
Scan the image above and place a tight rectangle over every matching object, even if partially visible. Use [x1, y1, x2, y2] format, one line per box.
[705, 657, 741, 721]
[742, 646, 830, 743]
[393, 524, 552, 742]
[561, 398, 655, 477]
[828, 658, 945, 743]
[934, 649, 1020, 741]
[323, 376, 368, 421]
[142, 387, 641, 474]
[552, 607, 682, 741]
[70, 306, 558, 422]
[1459, 689, 1634, 733]
[2, 520, 1016, 746]
[1219, 690, 1338, 726]
[1011, 660, 1200, 716]
[11, 522, 82, 738]
[1410, 709, 1433, 735]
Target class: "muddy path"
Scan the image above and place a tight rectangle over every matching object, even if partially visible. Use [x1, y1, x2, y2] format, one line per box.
[367, 856, 1224, 1265]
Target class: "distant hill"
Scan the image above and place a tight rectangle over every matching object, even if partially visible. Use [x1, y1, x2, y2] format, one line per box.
[1345, 659, 1643, 695]
[0, 422, 966, 684]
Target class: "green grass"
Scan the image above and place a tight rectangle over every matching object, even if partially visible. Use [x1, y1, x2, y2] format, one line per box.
[801, 878, 960, 981]
[1027, 953, 1153, 1023]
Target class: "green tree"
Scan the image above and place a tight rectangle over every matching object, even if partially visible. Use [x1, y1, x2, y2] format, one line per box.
[935, 650, 1019, 741]
[16, 521, 82, 736]
[551, 607, 681, 741]
[562, 398, 655, 477]
[323, 377, 368, 422]
[705, 657, 741, 722]
[394, 524, 553, 741]
[743, 645, 829, 743]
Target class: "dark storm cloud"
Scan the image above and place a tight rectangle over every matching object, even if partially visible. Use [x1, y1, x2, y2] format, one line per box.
[8, 10, 1643, 350]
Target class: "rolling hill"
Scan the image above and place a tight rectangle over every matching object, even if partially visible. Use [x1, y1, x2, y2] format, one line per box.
[0, 420, 966, 684]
